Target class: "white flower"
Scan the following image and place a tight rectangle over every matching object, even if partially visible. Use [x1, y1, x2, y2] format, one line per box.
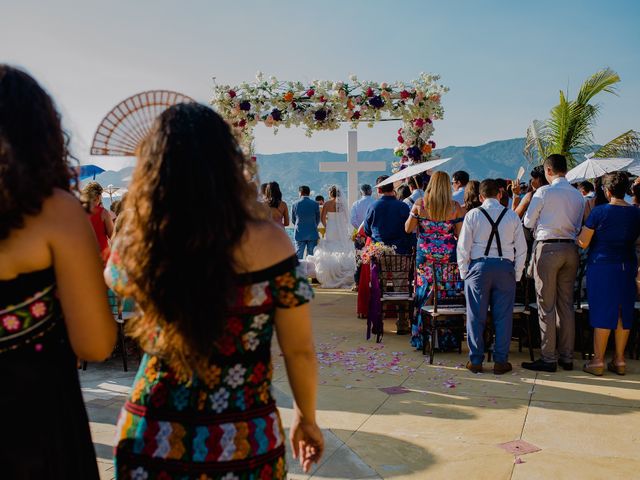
[130, 467, 148, 480]
[251, 313, 269, 329]
[247, 282, 268, 306]
[210, 388, 230, 413]
[255, 71, 264, 82]
[243, 331, 260, 351]
[225, 364, 247, 388]
[349, 74, 358, 82]
[296, 282, 313, 301]
[221, 474, 239, 480]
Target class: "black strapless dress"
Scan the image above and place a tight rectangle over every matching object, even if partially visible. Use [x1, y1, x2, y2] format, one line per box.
[0, 268, 99, 479]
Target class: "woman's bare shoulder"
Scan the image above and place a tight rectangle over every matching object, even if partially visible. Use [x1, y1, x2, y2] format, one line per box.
[235, 220, 295, 272]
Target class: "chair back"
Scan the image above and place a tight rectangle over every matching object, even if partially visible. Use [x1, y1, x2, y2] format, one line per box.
[430, 262, 465, 312]
[377, 252, 415, 296]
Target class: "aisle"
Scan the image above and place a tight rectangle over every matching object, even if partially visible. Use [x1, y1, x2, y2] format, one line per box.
[80, 289, 640, 479]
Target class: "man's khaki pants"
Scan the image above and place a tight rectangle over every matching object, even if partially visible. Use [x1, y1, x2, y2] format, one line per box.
[532, 242, 579, 363]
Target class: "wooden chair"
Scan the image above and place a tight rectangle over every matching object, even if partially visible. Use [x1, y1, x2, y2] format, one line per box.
[421, 262, 466, 364]
[376, 251, 416, 343]
[82, 290, 138, 372]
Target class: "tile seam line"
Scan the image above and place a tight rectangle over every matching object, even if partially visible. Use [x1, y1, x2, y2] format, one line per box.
[509, 371, 537, 479]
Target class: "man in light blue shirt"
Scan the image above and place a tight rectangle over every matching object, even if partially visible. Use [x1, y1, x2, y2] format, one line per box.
[350, 184, 375, 228]
[452, 170, 469, 205]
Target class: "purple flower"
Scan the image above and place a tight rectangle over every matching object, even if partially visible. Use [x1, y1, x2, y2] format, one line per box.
[239, 100, 251, 111]
[271, 108, 282, 121]
[406, 146, 422, 160]
[368, 95, 385, 109]
[314, 108, 328, 121]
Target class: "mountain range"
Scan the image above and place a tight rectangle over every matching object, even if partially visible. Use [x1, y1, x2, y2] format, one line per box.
[86, 137, 535, 205]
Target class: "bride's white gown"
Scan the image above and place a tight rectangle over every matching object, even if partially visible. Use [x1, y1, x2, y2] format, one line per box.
[306, 212, 356, 289]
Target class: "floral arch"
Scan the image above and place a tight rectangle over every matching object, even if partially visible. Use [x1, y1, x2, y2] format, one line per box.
[211, 72, 448, 173]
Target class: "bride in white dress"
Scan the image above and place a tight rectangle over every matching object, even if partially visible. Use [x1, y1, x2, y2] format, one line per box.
[305, 186, 355, 289]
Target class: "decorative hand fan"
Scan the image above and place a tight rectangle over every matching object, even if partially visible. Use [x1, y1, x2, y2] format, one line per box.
[90, 90, 195, 156]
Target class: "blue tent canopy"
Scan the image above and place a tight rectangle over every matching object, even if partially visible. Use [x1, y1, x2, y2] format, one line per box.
[77, 165, 105, 180]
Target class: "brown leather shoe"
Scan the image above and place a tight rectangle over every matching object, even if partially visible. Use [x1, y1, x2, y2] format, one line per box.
[493, 362, 513, 375]
[466, 361, 483, 374]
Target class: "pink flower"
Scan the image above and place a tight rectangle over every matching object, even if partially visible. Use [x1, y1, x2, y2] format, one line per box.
[2, 315, 21, 332]
[413, 118, 425, 128]
[30, 301, 47, 319]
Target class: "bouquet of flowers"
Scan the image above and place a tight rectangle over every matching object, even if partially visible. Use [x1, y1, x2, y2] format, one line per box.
[357, 242, 397, 266]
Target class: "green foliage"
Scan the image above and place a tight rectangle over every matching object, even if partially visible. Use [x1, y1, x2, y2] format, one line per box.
[524, 68, 639, 167]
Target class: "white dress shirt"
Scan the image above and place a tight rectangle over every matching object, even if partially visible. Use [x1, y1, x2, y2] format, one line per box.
[457, 198, 527, 280]
[523, 177, 585, 241]
[350, 195, 376, 228]
[452, 187, 465, 205]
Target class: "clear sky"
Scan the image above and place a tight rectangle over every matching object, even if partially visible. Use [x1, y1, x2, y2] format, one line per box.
[1, 0, 638, 170]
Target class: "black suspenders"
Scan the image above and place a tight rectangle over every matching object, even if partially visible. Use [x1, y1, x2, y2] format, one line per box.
[478, 207, 508, 257]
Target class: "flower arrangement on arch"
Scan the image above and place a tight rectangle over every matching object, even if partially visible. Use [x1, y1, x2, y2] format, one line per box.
[357, 242, 397, 266]
[211, 72, 448, 170]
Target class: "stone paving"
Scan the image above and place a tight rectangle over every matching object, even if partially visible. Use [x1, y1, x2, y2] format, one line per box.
[81, 289, 640, 480]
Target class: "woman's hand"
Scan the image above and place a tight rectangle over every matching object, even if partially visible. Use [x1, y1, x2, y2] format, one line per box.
[290, 416, 324, 473]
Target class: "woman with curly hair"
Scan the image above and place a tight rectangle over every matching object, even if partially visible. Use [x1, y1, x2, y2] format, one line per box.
[0, 65, 116, 478]
[81, 181, 114, 262]
[105, 103, 323, 479]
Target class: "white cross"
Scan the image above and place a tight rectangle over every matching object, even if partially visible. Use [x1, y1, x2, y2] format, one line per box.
[319, 131, 387, 209]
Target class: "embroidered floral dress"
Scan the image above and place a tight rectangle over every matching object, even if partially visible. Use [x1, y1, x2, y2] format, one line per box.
[410, 216, 463, 350]
[0, 268, 99, 478]
[106, 252, 313, 480]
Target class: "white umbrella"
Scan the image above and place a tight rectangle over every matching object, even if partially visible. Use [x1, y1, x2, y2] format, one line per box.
[565, 155, 635, 184]
[626, 159, 640, 176]
[376, 157, 452, 187]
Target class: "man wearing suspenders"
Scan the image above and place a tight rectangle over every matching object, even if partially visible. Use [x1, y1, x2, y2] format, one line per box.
[457, 179, 527, 374]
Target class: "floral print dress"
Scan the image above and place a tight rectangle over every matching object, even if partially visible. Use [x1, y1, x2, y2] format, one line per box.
[106, 253, 313, 480]
[410, 216, 463, 350]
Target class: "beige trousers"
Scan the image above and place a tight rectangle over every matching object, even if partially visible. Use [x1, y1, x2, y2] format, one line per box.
[532, 242, 579, 363]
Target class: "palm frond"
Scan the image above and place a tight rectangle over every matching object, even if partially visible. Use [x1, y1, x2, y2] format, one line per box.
[524, 120, 549, 164]
[593, 130, 640, 159]
[547, 90, 571, 155]
[576, 68, 620, 105]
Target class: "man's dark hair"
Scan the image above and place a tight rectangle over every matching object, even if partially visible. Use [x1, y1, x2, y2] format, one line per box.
[299, 185, 310, 196]
[495, 178, 507, 190]
[315, 195, 324, 202]
[578, 180, 594, 193]
[396, 184, 411, 200]
[632, 183, 640, 204]
[544, 154, 568, 174]
[452, 170, 469, 186]
[602, 171, 630, 200]
[376, 175, 394, 193]
[360, 184, 372, 195]
[479, 179, 500, 198]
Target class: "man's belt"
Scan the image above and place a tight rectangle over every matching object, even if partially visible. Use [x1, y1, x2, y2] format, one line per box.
[539, 239, 574, 243]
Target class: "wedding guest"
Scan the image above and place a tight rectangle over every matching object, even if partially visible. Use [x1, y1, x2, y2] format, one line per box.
[405, 174, 425, 206]
[292, 185, 321, 259]
[405, 171, 465, 350]
[512, 165, 548, 218]
[350, 184, 375, 229]
[315, 195, 325, 206]
[397, 183, 412, 203]
[632, 182, 640, 206]
[463, 180, 482, 212]
[106, 104, 323, 479]
[451, 170, 469, 205]
[578, 180, 595, 198]
[457, 179, 527, 374]
[364, 175, 412, 254]
[522, 154, 584, 372]
[81, 181, 114, 263]
[584, 177, 608, 222]
[265, 181, 290, 227]
[496, 178, 512, 208]
[578, 172, 640, 376]
[0, 64, 116, 478]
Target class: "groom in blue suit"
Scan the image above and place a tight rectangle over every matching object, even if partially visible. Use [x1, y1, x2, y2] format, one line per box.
[291, 185, 320, 259]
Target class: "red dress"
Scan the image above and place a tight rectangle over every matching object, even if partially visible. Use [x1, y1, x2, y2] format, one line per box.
[88, 205, 110, 262]
[357, 237, 372, 317]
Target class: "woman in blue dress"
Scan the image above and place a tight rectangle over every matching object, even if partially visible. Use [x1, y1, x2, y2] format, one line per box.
[578, 172, 640, 376]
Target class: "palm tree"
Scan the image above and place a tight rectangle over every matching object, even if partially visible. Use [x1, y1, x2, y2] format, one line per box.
[524, 68, 640, 167]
